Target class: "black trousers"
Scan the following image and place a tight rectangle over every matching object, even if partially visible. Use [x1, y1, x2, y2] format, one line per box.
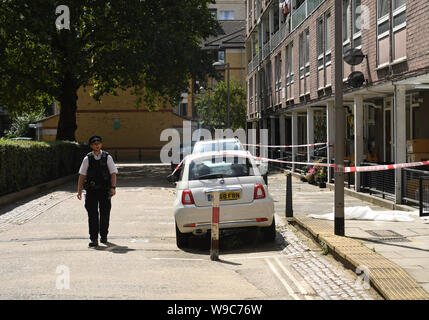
[85, 189, 111, 242]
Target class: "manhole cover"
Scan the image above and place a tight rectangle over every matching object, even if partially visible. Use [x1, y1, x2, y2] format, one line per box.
[365, 230, 411, 242]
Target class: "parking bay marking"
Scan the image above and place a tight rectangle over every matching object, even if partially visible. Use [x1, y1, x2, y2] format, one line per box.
[265, 258, 299, 300]
[274, 257, 313, 299]
[151, 254, 293, 262]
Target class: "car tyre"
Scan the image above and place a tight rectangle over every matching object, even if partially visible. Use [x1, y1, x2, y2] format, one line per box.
[261, 217, 276, 242]
[175, 223, 189, 249]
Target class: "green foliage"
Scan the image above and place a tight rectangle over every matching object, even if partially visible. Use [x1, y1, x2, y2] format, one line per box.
[0, 139, 89, 196]
[0, 0, 219, 139]
[195, 80, 246, 131]
[3, 110, 46, 138]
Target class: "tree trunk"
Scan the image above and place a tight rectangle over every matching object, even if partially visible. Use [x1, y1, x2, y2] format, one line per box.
[56, 76, 78, 141]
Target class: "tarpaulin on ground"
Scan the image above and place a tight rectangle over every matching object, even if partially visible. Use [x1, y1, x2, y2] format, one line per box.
[308, 206, 419, 222]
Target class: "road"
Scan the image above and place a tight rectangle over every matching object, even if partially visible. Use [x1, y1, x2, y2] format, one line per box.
[0, 163, 381, 300]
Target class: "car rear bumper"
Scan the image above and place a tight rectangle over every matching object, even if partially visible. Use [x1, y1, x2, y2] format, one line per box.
[174, 199, 274, 233]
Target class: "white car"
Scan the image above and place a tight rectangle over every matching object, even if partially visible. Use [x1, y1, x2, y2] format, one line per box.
[192, 138, 245, 154]
[170, 151, 275, 248]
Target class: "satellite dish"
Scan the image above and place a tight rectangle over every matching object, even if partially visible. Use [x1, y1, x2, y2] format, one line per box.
[347, 71, 365, 88]
[344, 48, 366, 66]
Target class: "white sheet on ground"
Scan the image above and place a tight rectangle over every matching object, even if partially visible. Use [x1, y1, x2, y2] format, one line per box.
[309, 206, 419, 222]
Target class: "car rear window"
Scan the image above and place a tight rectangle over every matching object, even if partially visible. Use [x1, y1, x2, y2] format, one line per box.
[188, 156, 255, 181]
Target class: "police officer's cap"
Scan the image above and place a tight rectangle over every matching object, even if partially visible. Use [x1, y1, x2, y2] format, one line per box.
[88, 135, 102, 145]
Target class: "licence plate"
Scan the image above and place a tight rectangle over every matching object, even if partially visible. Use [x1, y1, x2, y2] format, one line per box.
[207, 191, 241, 202]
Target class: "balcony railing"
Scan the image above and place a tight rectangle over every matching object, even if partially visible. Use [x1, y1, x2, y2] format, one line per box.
[247, 0, 325, 76]
[262, 42, 271, 60]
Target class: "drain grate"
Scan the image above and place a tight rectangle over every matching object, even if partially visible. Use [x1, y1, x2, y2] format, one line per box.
[365, 230, 411, 242]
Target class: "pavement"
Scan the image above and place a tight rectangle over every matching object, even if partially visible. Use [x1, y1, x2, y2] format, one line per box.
[0, 163, 383, 300]
[268, 169, 429, 300]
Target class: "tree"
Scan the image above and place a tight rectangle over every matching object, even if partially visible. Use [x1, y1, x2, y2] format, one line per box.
[0, 0, 219, 141]
[195, 80, 246, 131]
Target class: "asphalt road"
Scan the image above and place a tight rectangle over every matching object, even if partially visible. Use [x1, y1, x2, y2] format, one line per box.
[0, 164, 381, 300]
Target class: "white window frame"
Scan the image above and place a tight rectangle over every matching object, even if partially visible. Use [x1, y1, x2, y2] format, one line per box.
[285, 42, 294, 101]
[352, 0, 362, 49]
[377, 0, 391, 68]
[392, 2, 406, 62]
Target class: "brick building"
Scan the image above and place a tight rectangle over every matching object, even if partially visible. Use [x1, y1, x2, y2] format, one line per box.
[245, 0, 429, 205]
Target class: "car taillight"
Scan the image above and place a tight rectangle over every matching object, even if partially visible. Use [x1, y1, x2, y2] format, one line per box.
[182, 190, 195, 205]
[254, 184, 266, 200]
[256, 218, 268, 222]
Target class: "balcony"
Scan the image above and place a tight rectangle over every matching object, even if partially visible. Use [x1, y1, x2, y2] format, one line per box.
[247, 0, 325, 76]
[292, 0, 325, 30]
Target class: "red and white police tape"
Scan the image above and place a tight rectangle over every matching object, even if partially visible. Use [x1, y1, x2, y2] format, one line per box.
[243, 142, 329, 149]
[170, 142, 429, 176]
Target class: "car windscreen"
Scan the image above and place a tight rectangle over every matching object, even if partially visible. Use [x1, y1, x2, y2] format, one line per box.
[188, 156, 255, 181]
[193, 141, 244, 154]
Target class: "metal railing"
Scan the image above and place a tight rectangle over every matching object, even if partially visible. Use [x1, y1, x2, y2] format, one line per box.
[402, 167, 429, 208]
[360, 162, 395, 199]
[419, 176, 429, 217]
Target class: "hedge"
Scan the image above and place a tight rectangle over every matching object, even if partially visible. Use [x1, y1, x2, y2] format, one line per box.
[0, 139, 90, 196]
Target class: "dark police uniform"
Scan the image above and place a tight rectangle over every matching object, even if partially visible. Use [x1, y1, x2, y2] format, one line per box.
[79, 145, 117, 244]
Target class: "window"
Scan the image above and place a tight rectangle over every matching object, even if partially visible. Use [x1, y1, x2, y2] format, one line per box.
[353, 0, 361, 35]
[317, 18, 324, 58]
[377, 0, 407, 66]
[393, 0, 405, 9]
[275, 54, 282, 105]
[343, 0, 351, 43]
[299, 28, 310, 95]
[219, 10, 235, 20]
[285, 42, 294, 100]
[209, 8, 217, 19]
[378, 0, 390, 19]
[179, 103, 188, 117]
[317, 11, 332, 89]
[218, 50, 225, 63]
[249, 78, 254, 113]
[326, 13, 332, 53]
[189, 156, 254, 181]
[305, 29, 310, 76]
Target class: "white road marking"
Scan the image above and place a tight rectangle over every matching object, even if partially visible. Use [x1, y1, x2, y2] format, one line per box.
[274, 257, 313, 300]
[151, 258, 205, 261]
[228, 254, 289, 261]
[265, 258, 299, 300]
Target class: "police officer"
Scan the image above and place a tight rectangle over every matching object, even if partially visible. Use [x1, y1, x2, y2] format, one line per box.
[77, 135, 118, 247]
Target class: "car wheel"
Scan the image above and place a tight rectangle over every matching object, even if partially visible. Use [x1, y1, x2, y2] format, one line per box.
[175, 223, 189, 249]
[261, 217, 276, 242]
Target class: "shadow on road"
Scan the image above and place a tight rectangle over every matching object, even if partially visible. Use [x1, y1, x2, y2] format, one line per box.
[116, 164, 174, 189]
[93, 242, 136, 254]
[181, 229, 288, 256]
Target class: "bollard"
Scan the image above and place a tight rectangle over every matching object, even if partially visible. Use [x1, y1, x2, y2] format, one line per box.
[285, 172, 293, 218]
[210, 190, 220, 261]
